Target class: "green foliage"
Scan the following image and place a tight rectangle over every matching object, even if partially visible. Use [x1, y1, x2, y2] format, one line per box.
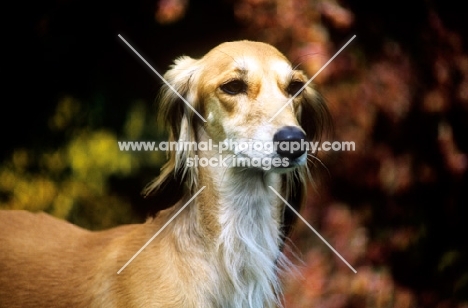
[0, 96, 165, 230]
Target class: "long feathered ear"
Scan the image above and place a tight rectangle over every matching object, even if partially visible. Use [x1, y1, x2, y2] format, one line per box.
[281, 86, 331, 239]
[280, 172, 306, 244]
[298, 86, 331, 146]
[142, 56, 202, 216]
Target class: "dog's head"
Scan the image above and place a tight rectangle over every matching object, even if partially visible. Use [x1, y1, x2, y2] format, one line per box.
[144, 41, 329, 221]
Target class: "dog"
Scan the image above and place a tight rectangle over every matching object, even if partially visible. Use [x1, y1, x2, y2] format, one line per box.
[0, 40, 329, 307]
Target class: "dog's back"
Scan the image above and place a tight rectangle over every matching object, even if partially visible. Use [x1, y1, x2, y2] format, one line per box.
[0, 210, 135, 308]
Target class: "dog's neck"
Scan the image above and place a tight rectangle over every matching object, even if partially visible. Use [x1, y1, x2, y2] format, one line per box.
[175, 134, 287, 307]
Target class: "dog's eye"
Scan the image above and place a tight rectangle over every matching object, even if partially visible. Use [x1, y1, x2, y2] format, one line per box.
[220, 80, 246, 95]
[287, 80, 305, 96]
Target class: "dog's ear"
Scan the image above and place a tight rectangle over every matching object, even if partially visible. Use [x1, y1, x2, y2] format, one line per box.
[297, 86, 331, 172]
[297, 87, 331, 145]
[281, 172, 306, 242]
[281, 87, 331, 239]
[142, 56, 202, 216]
[159, 56, 201, 143]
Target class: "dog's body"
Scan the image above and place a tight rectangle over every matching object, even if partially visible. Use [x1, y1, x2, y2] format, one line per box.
[0, 41, 328, 307]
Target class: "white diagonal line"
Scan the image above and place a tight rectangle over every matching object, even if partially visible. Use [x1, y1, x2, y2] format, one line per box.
[117, 186, 206, 274]
[268, 35, 356, 122]
[268, 186, 357, 273]
[118, 34, 207, 123]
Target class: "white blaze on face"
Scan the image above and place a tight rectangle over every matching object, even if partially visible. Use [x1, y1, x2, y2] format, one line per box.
[261, 60, 294, 107]
[238, 56, 261, 72]
[250, 125, 277, 157]
[269, 60, 293, 84]
[251, 125, 275, 143]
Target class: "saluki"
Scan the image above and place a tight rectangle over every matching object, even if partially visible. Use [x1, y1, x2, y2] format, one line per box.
[0, 41, 328, 307]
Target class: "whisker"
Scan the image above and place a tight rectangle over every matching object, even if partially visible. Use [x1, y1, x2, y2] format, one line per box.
[291, 52, 324, 70]
[307, 153, 330, 177]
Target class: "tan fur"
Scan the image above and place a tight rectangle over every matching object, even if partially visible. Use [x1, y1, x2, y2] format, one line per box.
[0, 41, 328, 308]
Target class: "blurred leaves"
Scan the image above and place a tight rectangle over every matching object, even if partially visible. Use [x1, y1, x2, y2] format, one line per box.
[155, 0, 188, 24]
[0, 96, 165, 229]
[227, 0, 468, 306]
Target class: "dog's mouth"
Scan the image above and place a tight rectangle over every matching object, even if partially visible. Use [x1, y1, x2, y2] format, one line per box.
[270, 152, 307, 173]
[227, 150, 306, 173]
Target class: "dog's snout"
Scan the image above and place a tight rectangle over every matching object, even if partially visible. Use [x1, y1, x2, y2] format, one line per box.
[273, 126, 306, 160]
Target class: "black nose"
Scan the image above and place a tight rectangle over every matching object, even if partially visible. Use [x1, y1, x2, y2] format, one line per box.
[273, 126, 306, 160]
